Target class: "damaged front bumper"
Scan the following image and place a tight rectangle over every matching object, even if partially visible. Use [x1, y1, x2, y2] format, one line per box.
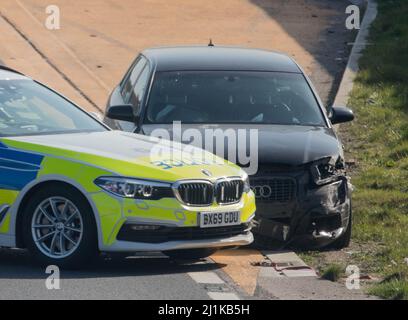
[250, 168, 352, 249]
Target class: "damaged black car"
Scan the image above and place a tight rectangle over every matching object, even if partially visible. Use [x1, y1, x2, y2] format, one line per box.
[103, 46, 354, 249]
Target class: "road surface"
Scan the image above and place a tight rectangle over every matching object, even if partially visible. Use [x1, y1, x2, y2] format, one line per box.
[0, 0, 369, 300]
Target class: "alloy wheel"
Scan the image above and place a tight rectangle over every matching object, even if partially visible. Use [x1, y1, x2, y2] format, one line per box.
[31, 197, 83, 259]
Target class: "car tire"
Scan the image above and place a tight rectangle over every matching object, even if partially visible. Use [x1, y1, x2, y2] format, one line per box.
[22, 184, 98, 269]
[165, 248, 217, 260]
[329, 205, 352, 249]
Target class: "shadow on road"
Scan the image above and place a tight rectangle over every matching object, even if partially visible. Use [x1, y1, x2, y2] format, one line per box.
[250, 0, 355, 105]
[0, 248, 225, 280]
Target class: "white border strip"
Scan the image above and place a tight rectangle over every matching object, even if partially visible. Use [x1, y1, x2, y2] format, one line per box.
[188, 272, 225, 284]
[187, 268, 241, 300]
[208, 292, 240, 300]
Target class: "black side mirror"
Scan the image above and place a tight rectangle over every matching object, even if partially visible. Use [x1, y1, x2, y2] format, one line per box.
[106, 104, 138, 123]
[329, 106, 354, 125]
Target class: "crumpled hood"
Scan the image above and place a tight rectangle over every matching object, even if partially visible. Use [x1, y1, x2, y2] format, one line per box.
[4, 130, 243, 181]
[142, 124, 343, 167]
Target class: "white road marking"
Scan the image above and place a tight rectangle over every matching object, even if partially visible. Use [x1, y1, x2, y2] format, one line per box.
[188, 272, 225, 284]
[282, 269, 317, 277]
[208, 292, 240, 300]
[188, 266, 242, 300]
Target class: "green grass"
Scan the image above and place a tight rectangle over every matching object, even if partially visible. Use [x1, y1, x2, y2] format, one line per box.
[321, 264, 344, 282]
[340, 0, 408, 299]
[368, 278, 408, 300]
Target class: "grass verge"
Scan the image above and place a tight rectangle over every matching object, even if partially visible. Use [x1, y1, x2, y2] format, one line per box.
[302, 0, 408, 299]
[344, 0, 408, 299]
[321, 264, 344, 282]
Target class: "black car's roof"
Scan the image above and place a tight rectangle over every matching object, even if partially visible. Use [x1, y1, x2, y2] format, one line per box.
[142, 46, 301, 73]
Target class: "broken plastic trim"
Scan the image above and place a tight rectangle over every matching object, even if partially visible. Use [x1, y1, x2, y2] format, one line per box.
[312, 227, 344, 240]
[310, 157, 345, 186]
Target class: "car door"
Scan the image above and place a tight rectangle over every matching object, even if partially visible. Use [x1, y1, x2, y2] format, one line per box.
[0, 138, 44, 234]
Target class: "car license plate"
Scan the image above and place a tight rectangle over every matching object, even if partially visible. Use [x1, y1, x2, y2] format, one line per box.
[199, 211, 241, 228]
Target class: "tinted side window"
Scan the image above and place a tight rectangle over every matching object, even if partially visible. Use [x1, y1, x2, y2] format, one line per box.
[129, 65, 150, 114]
[120, 57, 146, 101]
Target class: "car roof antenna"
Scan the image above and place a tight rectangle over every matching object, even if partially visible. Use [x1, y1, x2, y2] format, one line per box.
[208, 39, 214, 47]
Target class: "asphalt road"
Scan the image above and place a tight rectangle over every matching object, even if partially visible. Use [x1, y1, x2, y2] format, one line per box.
[0, 248, 244, 300]
[0, 0, 352, 111]
[0, 0, 356, 300]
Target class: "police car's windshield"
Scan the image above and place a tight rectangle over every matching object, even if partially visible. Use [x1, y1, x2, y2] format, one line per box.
[0, 79, 106, 137]
[146, 71, 326, 126]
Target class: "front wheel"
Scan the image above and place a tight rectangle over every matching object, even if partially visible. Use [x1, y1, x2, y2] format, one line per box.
[165, 248, 217, 260]
[22, 185, 98, 269]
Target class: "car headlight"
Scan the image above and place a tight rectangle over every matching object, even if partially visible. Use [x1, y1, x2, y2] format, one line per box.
[94, 177, 173, 200]
[310, 157, 344, 186]
[243, 173, 251, 193]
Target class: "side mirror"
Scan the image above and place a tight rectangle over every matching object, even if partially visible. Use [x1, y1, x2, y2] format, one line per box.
[329, 106, 354, 125]
[106, 104, 138, 123]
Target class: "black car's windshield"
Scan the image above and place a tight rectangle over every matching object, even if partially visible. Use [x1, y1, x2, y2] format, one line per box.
[0, 79, 106, 137]
[146, 71, 326, 126]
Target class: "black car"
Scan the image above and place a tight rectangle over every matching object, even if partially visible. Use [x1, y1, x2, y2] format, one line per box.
[104, 46, 354, 249]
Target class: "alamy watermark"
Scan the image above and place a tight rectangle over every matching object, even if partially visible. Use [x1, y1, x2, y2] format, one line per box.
[149, 121, 259, 175]
[345, 5, 360, 30]
[45, 5, 60, 30]
[345, 265, 360, 290]
[45, 265, 60, 290]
